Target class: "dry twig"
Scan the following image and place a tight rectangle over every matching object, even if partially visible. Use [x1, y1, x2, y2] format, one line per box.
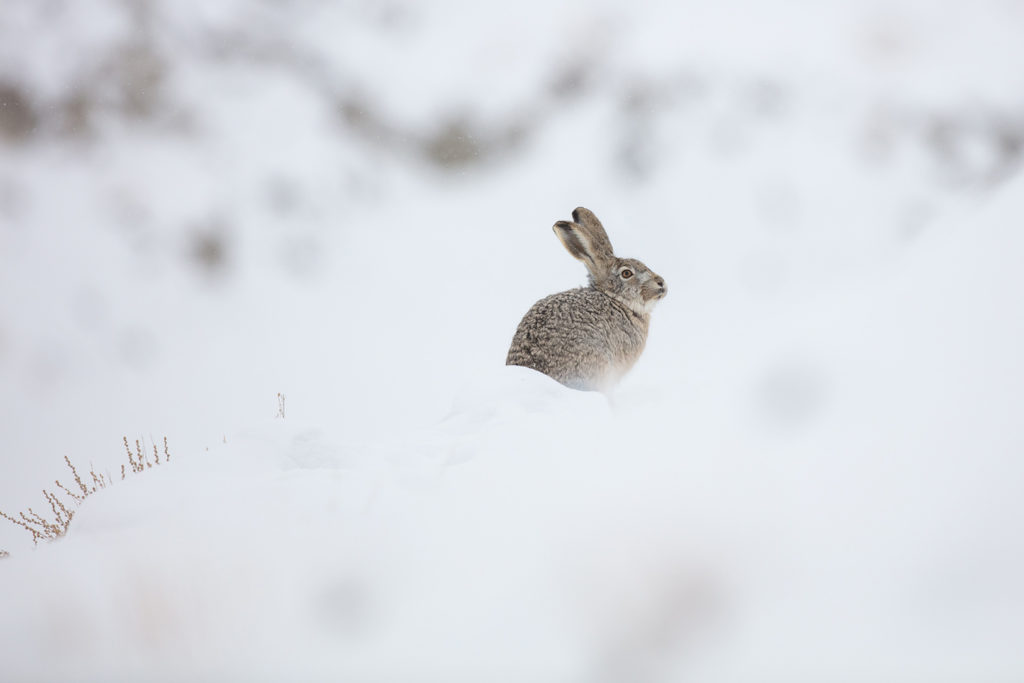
[1, 437, 172, 549]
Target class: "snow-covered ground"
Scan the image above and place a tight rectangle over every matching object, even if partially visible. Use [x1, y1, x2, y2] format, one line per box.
[1, 1, 1023, 680]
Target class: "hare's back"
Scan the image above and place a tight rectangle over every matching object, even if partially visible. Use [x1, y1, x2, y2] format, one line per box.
[506, 287, 645, 390]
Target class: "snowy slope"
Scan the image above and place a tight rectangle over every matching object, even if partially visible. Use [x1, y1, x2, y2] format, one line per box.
[1, 179, 1022, 681]
[1, 1, 1023, 680]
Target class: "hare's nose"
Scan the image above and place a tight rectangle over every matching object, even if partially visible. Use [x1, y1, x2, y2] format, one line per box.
[654, 277, 665, 289]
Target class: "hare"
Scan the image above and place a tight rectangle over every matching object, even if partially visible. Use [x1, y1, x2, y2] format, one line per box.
[506, 207, 667, 392]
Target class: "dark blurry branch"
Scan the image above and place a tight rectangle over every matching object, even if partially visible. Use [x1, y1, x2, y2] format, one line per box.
[0, 83, 39, 142]
[864, 104, 1024, 188]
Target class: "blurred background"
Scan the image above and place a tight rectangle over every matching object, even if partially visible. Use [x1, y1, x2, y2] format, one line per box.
[1, 0, 1023, 680]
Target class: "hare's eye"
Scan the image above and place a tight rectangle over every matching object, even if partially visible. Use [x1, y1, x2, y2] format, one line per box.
[620, 269, 634, 279]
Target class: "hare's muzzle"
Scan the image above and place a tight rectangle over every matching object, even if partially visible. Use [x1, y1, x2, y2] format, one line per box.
[646, 275, 667, 300]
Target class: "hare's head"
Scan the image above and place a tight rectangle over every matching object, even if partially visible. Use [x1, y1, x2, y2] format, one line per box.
[554, 207, 667, 317]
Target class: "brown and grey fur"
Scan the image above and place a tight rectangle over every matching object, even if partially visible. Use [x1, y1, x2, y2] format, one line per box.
[506, 207, 667, 392]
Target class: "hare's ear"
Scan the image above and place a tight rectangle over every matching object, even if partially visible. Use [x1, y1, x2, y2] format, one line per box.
[572, 207, 614, 250]
[554, 216, 615, 276]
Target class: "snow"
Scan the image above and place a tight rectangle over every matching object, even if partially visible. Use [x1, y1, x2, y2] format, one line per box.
[2, 1, 1023, 680]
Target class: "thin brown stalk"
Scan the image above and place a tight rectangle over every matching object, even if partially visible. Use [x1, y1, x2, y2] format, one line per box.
[136, 439, 150, 470]
[65, 456, 90, 497]
[55, 480, 84, 503]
